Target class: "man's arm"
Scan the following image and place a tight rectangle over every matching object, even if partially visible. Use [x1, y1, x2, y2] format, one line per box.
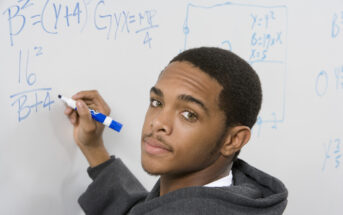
[64, 90, 111, 167]
[79, 156, 147, 215]
[64, 90, 148, 214]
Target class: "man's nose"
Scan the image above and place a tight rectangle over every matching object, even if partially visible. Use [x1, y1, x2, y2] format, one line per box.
[150, 109, 173, 135]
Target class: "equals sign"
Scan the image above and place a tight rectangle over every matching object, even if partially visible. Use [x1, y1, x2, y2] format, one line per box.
[31, 14, 41, 26]
[129, 15, 136, 24]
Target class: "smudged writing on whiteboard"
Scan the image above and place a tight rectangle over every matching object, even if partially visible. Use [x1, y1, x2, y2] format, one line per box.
[315, 65, 343, 97]
[322, 138, 342, 171]
[331, 11, 343, 38]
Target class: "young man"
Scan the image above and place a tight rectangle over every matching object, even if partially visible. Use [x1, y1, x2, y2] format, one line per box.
[65, 47, 288, 214]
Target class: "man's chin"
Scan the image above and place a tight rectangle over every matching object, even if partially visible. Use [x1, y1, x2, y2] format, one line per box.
[144, 170, 160, 176]
[141, 163, 162, 176]
[141, 160, 169, 176]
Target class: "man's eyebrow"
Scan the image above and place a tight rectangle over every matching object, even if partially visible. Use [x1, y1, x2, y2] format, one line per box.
[178, 94, 209, 114]
[150, 87, 163, 97]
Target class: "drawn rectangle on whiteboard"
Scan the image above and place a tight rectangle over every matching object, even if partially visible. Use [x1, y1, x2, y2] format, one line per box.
[182, 2, 287, 126]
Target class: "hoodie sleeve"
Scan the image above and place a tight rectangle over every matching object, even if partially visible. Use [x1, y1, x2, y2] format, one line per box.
[78, 156, 148, 215]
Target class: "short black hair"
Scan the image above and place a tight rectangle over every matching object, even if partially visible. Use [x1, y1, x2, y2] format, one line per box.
[170, 47, 262, 161]
[170, 47, 262, 129]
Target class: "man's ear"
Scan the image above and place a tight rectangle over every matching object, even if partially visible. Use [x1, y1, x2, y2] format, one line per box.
[220, 126, 251, 157]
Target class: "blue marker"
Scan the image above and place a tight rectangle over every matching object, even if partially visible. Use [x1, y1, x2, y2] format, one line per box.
[58, 94, 122, 132]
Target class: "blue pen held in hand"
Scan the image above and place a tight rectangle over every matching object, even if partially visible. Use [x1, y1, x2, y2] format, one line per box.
[58, 94, 122, 132]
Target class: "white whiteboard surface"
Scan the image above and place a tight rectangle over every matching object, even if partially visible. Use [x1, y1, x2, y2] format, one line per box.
[1, 0, 343, 214]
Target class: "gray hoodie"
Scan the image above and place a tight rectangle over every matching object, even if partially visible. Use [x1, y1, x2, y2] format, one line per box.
[79, 157, 288, 214]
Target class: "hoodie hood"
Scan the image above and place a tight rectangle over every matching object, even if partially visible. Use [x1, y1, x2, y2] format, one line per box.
[136, 159, 288, 215]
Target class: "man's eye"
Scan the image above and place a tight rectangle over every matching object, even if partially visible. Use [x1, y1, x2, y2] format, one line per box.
[181, 111, 198, 122]
[150, 99, 162, 107]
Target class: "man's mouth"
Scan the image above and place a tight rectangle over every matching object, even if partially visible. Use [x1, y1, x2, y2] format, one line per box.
[142, 135, 173, 155]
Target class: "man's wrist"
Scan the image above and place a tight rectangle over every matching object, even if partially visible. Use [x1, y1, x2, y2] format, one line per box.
[78, 140, 110, 167]
[87, 155, 115, 180]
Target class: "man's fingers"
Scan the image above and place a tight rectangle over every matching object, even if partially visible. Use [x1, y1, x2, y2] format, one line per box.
[64, 106, 73, 115]
[64, 106, 78, 125]
[72, 90, 100, 101]
[76, 100, 97, 133]
[72, 90, 111, 115]
[69, 112, 77, 125]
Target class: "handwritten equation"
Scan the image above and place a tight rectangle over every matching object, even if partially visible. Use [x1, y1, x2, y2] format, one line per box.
[249, 11, 283, 64]
[2, 0, 159, 48]
[322, 138, 342, 171]
[9, 47, 54, 122]
[3, 0, 160, 123]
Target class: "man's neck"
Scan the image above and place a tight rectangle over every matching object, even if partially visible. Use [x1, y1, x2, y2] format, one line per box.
[159, 156, 232, 196]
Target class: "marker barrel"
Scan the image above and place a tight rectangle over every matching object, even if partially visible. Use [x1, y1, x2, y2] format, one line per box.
[59, 95, 122, 132]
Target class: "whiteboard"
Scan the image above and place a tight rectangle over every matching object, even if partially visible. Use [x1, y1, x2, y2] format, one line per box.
[1, 0, 342, 214]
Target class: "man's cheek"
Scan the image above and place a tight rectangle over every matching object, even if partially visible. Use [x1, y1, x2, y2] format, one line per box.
[142, 116, 152, 132]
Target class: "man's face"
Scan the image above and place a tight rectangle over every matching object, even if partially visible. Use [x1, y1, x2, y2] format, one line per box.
[141, 61, 227, 176]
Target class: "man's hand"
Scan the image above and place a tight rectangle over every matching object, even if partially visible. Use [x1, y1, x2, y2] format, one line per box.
[64, 90, 111, 167]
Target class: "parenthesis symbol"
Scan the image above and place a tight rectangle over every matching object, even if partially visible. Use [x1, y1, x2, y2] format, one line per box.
[80, 0, 88, 32]
[41, 0, 57, 34]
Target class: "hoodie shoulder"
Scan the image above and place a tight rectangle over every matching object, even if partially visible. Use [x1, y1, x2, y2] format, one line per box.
[231, 159, 288, 206]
